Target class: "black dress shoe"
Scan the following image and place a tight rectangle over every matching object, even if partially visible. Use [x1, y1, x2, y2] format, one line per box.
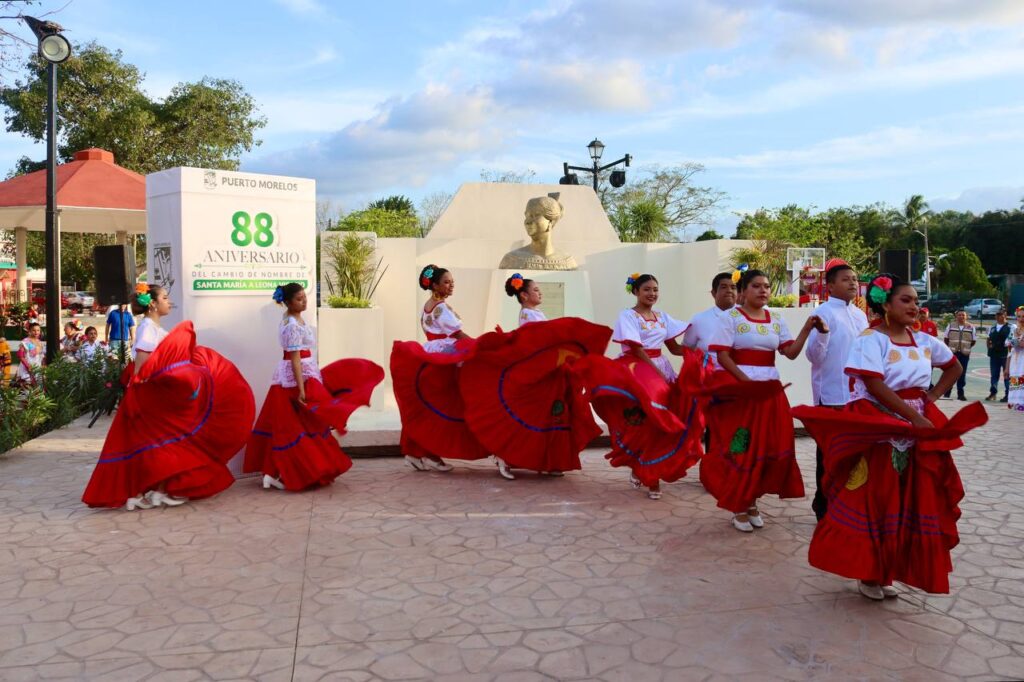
[957, 395, 967, 401]
[1000, 396, 1008, 403]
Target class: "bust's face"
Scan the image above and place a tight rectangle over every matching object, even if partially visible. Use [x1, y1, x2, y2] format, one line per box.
[524, 210, 549, 238]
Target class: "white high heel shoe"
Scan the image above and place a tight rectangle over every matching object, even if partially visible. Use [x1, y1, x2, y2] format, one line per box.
[146, 491, 187, 507]
[262, 475, 285, 490]
[495, 456, 515, 480]
[125, 495, 153, 511]
[422, 457, 453, 472]
[404, 455, 428, 471]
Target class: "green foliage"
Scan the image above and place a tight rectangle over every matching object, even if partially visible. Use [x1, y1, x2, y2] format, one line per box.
[0, 349, 126, 454]
[333, 207, 421, 238]
[0, 42, 265, 175]
[768, 294, 798, 308]
[695, 229, 723, 241]
[961, 210, 1024, 274]
[611, 198, 670, 243]
[932, 247, 995, 295]
[730, 239, 791, 294]
[603, 163, 727, 241]
[734, 205, 873, 271]
[326, 295, 372, 309]
[17, 231, 141, 289]
[321, 233, 387, 307]
[368, 195, 415, 215]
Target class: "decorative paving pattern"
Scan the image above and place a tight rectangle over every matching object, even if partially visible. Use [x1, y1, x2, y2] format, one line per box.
[0, 403, 1021, 680]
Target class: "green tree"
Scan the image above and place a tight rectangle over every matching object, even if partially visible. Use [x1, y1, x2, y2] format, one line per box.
[603, 163, 727, 241]
[331, 208, 420, 238]
[695, 229, 723, 241]
[610, 198, 670, 243]
[932, 247, 995, 294]
[14, 231, 145, 289]
[368, 195, 415, 215]
[0, 42, 265, 174]
[960, 210, 1024, 275]
[735, 205, 872, 271]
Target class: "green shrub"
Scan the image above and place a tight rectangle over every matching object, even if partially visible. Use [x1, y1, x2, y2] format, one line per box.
[326, 295, 372, 309]
[768, 294, 798, 308]
[322, 232, 387, 306]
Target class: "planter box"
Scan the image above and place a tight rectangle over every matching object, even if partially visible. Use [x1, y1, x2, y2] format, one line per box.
[317, 306, 385, 369]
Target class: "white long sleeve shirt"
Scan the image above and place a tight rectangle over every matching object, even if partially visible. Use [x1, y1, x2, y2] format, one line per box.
[805, 296, 869, 406]
[682, 305, 731, 368]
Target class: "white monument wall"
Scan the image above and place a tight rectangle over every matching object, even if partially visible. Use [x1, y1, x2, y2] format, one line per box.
[147, 167, 317, 470]
[327, 183, 815, 412]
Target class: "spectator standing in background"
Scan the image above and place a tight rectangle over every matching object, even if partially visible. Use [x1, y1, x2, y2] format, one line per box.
[987, 309, 1012, 402]
[919, 308, 938, 336]
[105, 304, 134, 354]
[944, 310, 976, 401]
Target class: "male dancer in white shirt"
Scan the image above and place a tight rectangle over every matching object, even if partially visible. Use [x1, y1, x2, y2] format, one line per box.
[805, 259, 868, 521]
[683, 272, 737, 367]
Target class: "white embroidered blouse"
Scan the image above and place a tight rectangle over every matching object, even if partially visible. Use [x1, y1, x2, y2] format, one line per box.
[519, 308, 547, 327]
[271, 316, 322, 388]
[612, 308, 688, 355]
[845, 329, 956, 403]
[421, 302, 463, 353]
[708, 307, 793, 381]
[134, 318, 169, 354]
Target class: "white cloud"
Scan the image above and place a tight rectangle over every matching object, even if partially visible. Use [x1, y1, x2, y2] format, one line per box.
[251, 85, 508, 196]
[929, 186, 1024, 214]
[273, 0, 328, 17]
[776, 0, 1024, 28]
[495, 60, 656, 112]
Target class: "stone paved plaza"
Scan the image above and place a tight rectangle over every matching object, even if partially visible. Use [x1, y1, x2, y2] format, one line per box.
[0, 403, 1022, 681]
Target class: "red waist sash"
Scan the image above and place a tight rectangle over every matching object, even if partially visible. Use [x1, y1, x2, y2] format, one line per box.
[730, 349, 776, 366]
[425, 331, 457, 341]
[644, 348, 663, 358]
[282, 350, 312, 359]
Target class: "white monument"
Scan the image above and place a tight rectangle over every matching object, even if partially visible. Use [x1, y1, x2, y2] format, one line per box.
[146, 167, 317, 471]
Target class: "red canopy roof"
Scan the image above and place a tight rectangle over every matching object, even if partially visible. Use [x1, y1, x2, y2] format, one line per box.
[0, 148, 144, 210]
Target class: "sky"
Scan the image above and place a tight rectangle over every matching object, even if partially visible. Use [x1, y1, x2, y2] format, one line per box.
[3, 0, 1024, 237]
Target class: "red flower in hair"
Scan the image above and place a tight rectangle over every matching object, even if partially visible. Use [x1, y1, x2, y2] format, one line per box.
[872, 276, 893, 292]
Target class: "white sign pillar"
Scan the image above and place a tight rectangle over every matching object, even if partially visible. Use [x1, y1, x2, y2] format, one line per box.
[146, 167, 316, 474]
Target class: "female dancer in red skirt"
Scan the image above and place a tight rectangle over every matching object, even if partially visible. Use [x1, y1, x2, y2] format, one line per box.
[459, 274, 611, 479]
[245, 283, 384, 491]
[793, 274, 985, 598]
[574, 273, 709, 500]
[82, 284, 255, 510]
[703, 269, 824, 531]
[391, 265, 489, 471]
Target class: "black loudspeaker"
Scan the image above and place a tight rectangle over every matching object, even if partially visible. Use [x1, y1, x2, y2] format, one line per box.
[93, 245, 136, 306]
[880, 249, 911, 282]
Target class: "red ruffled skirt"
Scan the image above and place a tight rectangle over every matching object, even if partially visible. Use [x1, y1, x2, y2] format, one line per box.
[793, 394, 987, 593]
[573, 347, 711, 487]
[245, 359, 384, 490]
[699, 373, 804, 512]
[390, 338, 489, 460]
[459, 318, 611, 472]
[82, 322, 255, 508]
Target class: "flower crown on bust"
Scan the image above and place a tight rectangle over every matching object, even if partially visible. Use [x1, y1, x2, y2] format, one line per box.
[420, 265, 435, 289]
[508, 273, 524, 290]
[625, 272, 641, 294]
[867, 275, 894, 305]
[134, 282, 152, 307]
[272, 285, 285, 304]
[731, 263, 749, 284]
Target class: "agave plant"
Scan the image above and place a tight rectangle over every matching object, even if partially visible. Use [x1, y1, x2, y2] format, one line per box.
[322, 233, 388, 307]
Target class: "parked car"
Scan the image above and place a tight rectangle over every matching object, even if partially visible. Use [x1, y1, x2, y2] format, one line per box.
[964, 298, 1004, 317]
[66, 291, 95, 311]
[923, 292, 971, 315]
[30, 288, 70, 310]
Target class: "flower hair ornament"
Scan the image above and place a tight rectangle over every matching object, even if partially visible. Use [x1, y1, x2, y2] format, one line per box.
[272, 285, 285, 304]
[420, 266, 435, 289]
[135, 282, 152, 307]
[625, 272, 641, 293]
[509, 273, 524, 291]
[867, 275, 893, 305]
[731, 263, 749, 284]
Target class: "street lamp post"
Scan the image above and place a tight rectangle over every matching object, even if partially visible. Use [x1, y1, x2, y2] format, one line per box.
[913, 225, 931, 301]
[22, 17, 71, 364]
[560, 138, 631, 192]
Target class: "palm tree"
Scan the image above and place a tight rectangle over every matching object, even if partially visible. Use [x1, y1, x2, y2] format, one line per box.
[893, 195, 932, 297]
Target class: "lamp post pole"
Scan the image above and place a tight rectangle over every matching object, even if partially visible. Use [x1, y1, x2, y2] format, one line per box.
[560, 138, 631, 192]
[22, 16, 71, 364]
[44, 59, 60, 364]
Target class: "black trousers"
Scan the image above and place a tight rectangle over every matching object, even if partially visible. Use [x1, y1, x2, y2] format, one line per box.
[811, 403, 843, 522]
[944, 352, 971, 398]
